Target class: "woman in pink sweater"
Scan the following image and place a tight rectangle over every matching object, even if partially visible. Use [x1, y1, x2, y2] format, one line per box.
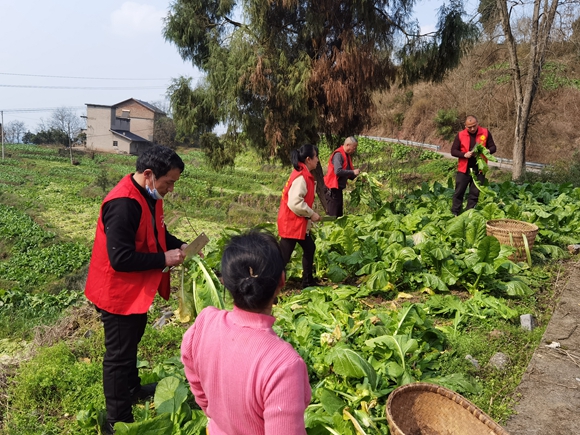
[181, 231, 312, 435]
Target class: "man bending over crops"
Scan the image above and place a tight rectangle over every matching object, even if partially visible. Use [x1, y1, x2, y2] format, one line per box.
[85, 145, 188, 434]
[450, 116, 497, 216]
[324, 136, 361, 217]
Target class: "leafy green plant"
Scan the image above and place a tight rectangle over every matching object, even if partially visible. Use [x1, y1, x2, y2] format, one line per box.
[176, 256, 225, 322]
[348, 172, 384, 212]
[472, 143, 498, 176]
[274, 288, 480, 434]
[113, 376, 207, 435]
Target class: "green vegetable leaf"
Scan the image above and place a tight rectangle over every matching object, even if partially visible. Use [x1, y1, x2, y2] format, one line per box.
[155, 376, 189, 415]
[316, 388, 347, 415]
[114, 414, 174, 435]
[476, 236, 501, 263]
[325, 343, 378, 389]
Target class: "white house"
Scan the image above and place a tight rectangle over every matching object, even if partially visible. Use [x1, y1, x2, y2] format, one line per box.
[85, 98, 166, 155]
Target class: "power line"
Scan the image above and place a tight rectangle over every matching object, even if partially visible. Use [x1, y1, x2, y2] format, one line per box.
[0, 107, 86, 113]
[0, 84, 166, 90]
[0, 72, 169, 81]
[0, 71, 205, 81]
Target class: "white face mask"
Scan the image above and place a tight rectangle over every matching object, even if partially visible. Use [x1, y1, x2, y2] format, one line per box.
[146, 176, 163, 200]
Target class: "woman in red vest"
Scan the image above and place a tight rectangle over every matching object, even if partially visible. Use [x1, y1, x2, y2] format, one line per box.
[277, 144, 322, 289]
[450, 115, 497, 215]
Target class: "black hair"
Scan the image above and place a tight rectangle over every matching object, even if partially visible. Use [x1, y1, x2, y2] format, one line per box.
[220, 230, 285, 311]
[290, 144, 318, 170]
[135, 145, 185, 178]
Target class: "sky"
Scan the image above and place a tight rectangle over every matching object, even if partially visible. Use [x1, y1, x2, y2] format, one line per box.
[0, 0, 451, 134]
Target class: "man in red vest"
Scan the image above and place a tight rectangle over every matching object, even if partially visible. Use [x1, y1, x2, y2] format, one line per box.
[85, 145, 188, 434]
[324, 136, 361, 217]
[450, 115, 497, 216]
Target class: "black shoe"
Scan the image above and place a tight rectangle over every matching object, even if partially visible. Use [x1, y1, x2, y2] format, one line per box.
[131, 382, 157, 403]
[103, 422, 115, 435]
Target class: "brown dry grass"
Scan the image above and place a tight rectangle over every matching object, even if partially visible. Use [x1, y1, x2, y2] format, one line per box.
[367, 42, 580, 165]
[32, 302, 100, 350]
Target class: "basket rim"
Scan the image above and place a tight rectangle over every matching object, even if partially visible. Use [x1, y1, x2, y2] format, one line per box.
[486, 219, 538, 232]
[386, 382, 510, 435]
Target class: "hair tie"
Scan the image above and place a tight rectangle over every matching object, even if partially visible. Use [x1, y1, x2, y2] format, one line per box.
[249, 267, 258, 278]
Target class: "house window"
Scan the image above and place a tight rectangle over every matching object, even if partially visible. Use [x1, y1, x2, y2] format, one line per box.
[121, 110, 130, 118]
[113, 141, 118, 147]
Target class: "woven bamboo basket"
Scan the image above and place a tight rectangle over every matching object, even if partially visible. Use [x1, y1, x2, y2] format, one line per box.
[386, 383, 510, 435]
[486, 219, 539, 262]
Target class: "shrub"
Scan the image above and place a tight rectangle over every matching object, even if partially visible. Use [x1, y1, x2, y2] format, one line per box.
[434, 109, 460, 141]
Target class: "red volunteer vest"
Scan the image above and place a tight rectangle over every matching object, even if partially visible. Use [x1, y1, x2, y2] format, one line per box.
[457, 126, 489, 173]
[85, 174, 170, 315]
[324, 146, 352, 189]
[277, 163, 316, 240]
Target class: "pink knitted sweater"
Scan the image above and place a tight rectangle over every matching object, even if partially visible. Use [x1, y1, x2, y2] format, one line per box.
[181, 306, 311, 435]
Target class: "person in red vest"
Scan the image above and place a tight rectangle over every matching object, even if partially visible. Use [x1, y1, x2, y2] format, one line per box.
[450, 115, 497, 216]
[85, 145, 188, 434]
[324, 136, 360, 217]
[277, 144, 322, 289]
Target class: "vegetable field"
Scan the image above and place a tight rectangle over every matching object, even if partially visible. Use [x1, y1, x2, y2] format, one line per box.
[0, 141, 577, 434]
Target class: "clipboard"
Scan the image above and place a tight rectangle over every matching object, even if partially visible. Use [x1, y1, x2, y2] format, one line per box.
[163, 233, 209, 273]
[183, 232, 210, 258]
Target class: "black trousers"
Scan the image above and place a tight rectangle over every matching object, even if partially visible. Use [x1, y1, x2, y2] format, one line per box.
[325, 188, 344, 217]
[279, 234, 316, 283]
[99, 308, 148, 426]
[452, 170, 486, 215]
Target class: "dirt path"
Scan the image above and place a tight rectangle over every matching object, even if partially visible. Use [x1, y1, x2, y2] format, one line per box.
[505, 260, 580, 434]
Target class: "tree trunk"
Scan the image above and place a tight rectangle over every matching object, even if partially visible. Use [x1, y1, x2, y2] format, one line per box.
[512, 116, 527, 180]
[313, 162, 328, 213]
[497, 0, 560, 180]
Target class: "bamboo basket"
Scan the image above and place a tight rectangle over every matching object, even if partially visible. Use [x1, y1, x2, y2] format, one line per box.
[386, 383, 510, 435]
[486, 219, 539, 262]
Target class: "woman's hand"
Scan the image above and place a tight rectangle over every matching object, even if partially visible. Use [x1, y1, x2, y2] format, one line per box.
[310, 212, 321, 223]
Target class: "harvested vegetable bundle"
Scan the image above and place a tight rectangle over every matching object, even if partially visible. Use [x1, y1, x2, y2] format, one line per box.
[470, 143, 498, 197]
[472, 142, 497, 175]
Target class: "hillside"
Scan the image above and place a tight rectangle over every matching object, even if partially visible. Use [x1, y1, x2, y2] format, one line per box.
[367, 42, 580, 165]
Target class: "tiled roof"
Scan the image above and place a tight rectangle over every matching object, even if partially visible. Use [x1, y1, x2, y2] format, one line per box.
[134, 99, 165, 114]
[111, 130, 149, 142]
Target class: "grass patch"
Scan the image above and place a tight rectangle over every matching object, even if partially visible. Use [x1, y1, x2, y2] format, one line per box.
[440, 319, 545, 423]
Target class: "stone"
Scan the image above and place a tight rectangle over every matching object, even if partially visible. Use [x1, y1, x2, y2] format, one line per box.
[465, 354, 481, 369]
[520, 314, 537, 331]
[488, 352, 510, 370]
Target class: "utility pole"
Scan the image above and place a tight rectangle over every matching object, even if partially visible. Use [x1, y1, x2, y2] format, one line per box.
[68, 124, 73, 165]
[1, 110, 4, 160]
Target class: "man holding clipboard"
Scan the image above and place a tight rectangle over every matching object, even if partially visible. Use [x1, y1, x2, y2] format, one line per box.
[85, 145, 207, 434]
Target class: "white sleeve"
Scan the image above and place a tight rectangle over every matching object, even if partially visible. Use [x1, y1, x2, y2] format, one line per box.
[287, 176, 314, 218]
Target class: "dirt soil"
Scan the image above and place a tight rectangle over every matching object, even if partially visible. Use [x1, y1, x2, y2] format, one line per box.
[505, 260, 580, 435]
